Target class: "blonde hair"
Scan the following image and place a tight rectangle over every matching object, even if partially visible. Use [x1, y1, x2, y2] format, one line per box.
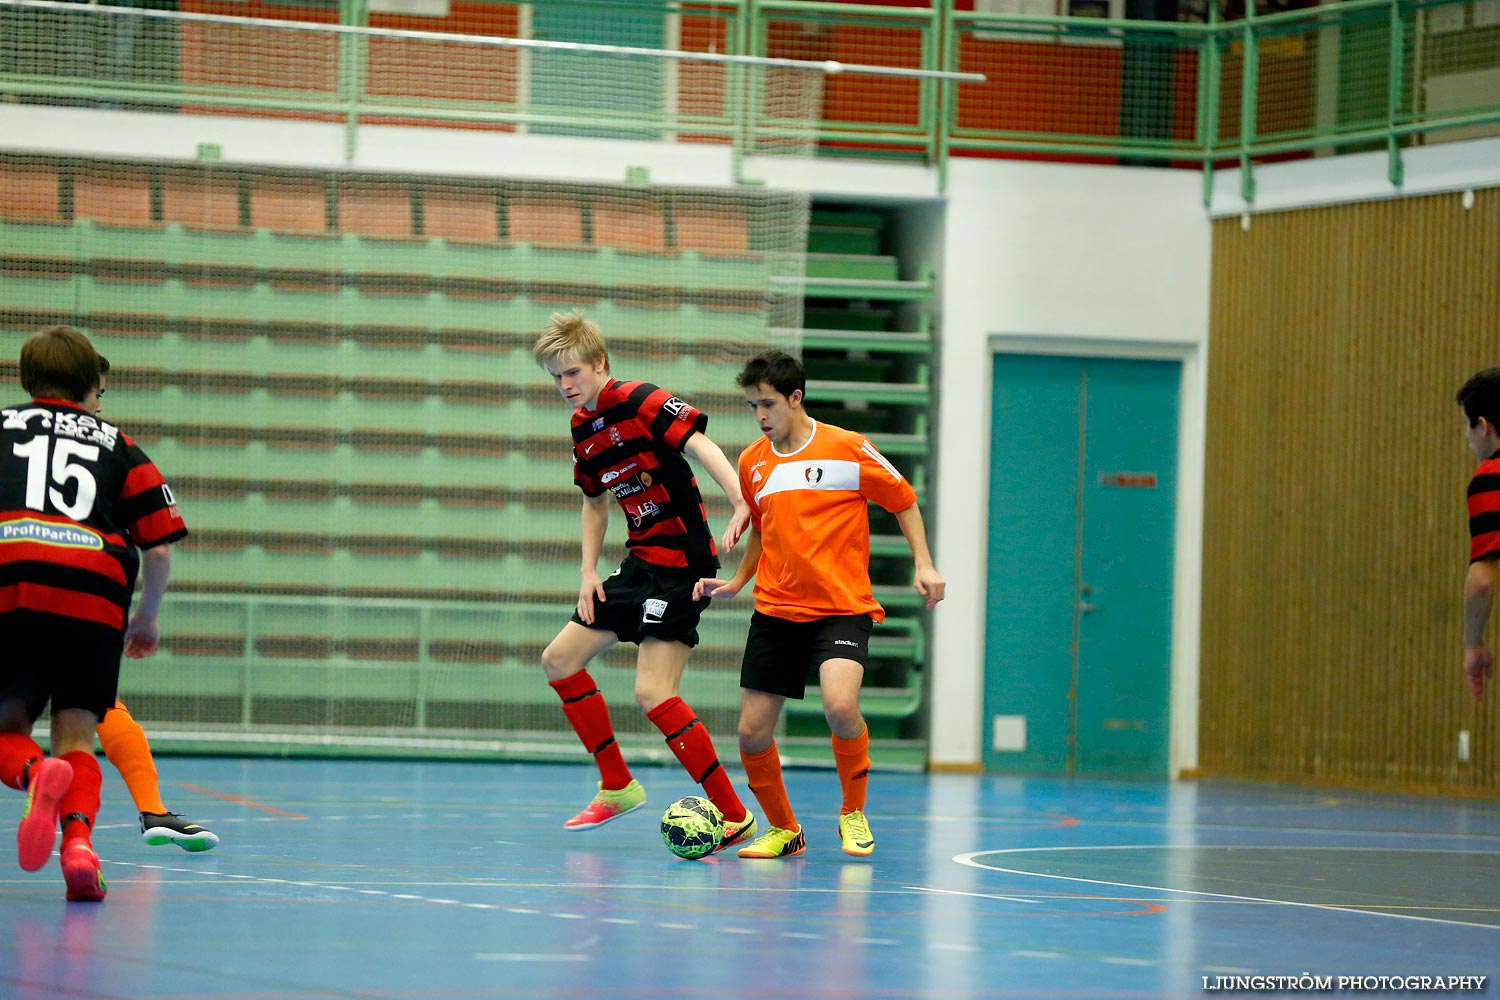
[532, 310, 609, 373]
[20, 324, 101, 402]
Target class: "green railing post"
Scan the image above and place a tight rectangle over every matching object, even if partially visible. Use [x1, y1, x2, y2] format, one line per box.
[938, 0, 957, 191]
[1200, 1, 1221, 206]
[1386, 0, 1406, 187]
[340, 0, 369, 164]
[1239, 2, 1258, 204]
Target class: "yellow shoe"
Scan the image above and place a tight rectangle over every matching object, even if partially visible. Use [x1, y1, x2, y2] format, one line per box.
[737, 824, 805, 859]
[712, 810, 757, 854]
[564, 779, 646, 830]
[838, 810, 874, 857]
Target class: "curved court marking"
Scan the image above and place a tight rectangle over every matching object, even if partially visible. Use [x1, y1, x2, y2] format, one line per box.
[954, 844, 1500, 931]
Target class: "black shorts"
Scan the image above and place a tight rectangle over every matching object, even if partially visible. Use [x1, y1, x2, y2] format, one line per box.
[570, 558, 714, 648]
[739, 610, 874, 700]
[0, 609, 124, 720]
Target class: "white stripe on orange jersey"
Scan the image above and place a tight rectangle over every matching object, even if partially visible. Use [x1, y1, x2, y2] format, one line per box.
[754, 459, 860, 505]
[859, 440, 903, 483]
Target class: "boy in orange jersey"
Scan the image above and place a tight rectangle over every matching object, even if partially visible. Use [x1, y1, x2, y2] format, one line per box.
[1458, 366, 1500, 701]
[90, 356, 218, 852]
[532, 311, 757, 850]
[696, 351, 945, 858]
[0, 326, 188, 901]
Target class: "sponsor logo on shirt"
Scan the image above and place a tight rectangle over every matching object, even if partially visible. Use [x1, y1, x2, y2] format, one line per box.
[751, 469, 762, 483]
[592, 418, 605, 431]
[0, 518, 103, 550]
[627, 499, 661, 527]
[601, 462, 638, 484]
[608, 480, 644, 499]
[2, 407, 118, 449]
[834, 639, 860, 647]
[641, 598, 668, 625]
[662, 397, 691, 421]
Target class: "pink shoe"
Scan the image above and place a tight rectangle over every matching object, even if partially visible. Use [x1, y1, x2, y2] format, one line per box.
[564, 779, 646, 830]
[17, 757, 72, 872]
[61, 842, 106, 902]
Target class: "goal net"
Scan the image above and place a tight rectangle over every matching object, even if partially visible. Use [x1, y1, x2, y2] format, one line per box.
[0, 0, 824, 758]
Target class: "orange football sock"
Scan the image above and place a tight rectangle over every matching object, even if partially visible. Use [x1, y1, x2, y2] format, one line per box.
[739, 742, 797, 832]
[832, 727, 871, 815]
[97, 701, 167, 814]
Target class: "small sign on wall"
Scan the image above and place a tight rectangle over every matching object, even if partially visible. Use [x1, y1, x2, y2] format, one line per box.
[992, 715, 1027, 752]
[1100, 472, 1158, 489]
[370, 0, 451, 16]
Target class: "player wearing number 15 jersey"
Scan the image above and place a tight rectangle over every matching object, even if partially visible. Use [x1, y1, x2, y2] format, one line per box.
[0, 325, 187, 902]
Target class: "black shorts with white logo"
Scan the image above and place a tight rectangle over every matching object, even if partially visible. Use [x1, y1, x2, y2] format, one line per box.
[571, 557, 713, 648]
[739, 610, 874, 700]
[0, 609, 124, 720]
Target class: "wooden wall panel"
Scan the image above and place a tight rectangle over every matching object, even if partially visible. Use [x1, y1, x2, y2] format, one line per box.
[1203, 187, 1500, 793]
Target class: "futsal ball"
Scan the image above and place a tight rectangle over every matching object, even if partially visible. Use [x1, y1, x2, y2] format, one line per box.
[660, 795, 724, 860]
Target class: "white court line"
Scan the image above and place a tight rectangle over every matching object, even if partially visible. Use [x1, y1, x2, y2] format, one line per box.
[903, 884, 1037, 905]
[955, 845, 1500, 931]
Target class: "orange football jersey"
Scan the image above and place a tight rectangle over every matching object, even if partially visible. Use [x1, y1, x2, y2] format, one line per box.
[739, 420, 916, 623]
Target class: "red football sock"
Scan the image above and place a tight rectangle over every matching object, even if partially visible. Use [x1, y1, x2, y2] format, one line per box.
[832, 727, 871, 814]
[740, 741, 798, 832]
[647, 696, 746, 824]
[56, 751, 102, 847]
[0, 733, 44, 791]
[550, 669, 632, 790]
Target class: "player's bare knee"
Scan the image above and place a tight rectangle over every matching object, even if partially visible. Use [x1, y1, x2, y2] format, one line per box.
[822, 696, 861, 733]
[539, 642, 584, 681]
[738, 721, 774, 753]
[633, 685, 675, 713]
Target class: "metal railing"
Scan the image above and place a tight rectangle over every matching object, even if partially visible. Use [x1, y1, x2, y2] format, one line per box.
[0, 0, 1495, 197]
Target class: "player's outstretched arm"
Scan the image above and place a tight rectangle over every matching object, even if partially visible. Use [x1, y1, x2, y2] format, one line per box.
[1463, 556, 1498, 700]
[683, 433, 751, 553]
[125, 544, 172, 659]
[695, 527, 762, 601]
[893, 503, 946, 610]
[577, 494, 611, 624]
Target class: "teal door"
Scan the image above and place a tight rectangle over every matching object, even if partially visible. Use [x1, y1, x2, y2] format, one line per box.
[984, 353, 1179, 776]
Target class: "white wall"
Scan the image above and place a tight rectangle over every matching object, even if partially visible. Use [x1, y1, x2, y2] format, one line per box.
[929, 159, 1212, 771]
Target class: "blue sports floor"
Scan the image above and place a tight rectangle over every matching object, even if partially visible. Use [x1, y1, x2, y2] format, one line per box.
[2, 757, 1497, 999]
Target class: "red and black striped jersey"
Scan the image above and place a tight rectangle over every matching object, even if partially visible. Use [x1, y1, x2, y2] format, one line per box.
[1469, 449, 1500, 564]
[571, 379, 718, 571]
[0, 399, 188, 629]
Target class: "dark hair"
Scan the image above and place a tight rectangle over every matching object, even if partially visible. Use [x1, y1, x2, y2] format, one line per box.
[1457, 366, 1500, 428]
[19, 325, 101, 402]
[736, 351, 805, 400]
